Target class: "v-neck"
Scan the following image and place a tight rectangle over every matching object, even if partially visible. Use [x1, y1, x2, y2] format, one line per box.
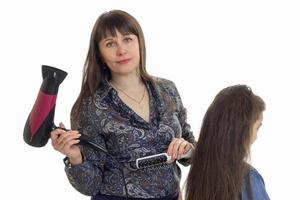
[109, 82, 155, 128]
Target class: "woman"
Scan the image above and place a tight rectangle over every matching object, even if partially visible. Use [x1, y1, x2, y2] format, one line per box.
[185, 85, 270, 200]
[50, 10, 195, 200]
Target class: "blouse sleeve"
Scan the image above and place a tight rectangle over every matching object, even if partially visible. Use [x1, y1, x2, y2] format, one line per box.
[65, 97, 107, 196]
[171, 82, 197, 166]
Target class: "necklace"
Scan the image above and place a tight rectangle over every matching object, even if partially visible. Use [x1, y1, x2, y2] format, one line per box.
[111, 83, 146, 109]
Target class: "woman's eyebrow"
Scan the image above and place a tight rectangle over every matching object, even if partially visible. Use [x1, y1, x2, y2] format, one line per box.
[102, 37, 114, 43]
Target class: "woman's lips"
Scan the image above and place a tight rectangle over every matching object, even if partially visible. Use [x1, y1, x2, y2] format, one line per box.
[117, 58, 131, 64]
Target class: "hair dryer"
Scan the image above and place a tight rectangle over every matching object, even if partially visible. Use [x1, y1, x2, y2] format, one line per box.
[23, 65, 67, 147]
[23, 65, 107, 152]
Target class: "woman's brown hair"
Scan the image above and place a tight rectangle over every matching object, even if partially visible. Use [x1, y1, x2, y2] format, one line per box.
[185, 85, 265, 200]
[71, 10, 153, 124]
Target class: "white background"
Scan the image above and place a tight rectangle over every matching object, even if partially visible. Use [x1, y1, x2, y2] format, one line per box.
[1, 0, 299, 199]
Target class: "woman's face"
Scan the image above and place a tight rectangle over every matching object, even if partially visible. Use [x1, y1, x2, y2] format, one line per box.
[250, 112, 263, 145]
[98, 30, 140, 77]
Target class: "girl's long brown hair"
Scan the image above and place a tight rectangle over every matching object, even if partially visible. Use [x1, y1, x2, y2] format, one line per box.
[71, 10, 153, 125]
[185, 85, 265, 200]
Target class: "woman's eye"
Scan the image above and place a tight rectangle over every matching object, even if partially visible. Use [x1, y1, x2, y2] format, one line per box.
[106, 42, 115, 48]
[124, 37, 133, 43]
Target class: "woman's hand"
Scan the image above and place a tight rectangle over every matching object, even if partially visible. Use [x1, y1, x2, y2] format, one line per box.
[50, 122, 82, 165]
[178, 190, 182, 200]
[167, 137, 194, 161]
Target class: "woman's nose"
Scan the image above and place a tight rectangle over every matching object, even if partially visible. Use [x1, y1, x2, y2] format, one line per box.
[116, 43, 127, 56]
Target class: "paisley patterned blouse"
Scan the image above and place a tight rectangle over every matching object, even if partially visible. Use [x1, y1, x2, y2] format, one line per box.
[65, 77, 196, 199]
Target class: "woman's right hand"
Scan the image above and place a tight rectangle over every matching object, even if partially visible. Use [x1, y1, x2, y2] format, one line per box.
[50, 122, 82, 165]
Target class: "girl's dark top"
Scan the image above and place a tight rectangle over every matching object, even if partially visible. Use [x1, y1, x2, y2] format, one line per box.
[239, 167, 270, 200]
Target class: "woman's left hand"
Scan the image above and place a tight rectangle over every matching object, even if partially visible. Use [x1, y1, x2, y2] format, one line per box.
[167, 137, 193, 161]
[178, 190, 182, 200]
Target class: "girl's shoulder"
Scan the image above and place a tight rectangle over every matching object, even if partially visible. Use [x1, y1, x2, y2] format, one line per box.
[249, 167, 265, 185]
[246, 166, 270, 200]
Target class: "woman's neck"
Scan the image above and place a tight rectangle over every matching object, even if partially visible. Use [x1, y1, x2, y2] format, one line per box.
[110, 72, 143, 91]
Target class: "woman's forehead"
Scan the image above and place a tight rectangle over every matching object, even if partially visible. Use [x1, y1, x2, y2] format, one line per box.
[101, 27, 131, 39]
